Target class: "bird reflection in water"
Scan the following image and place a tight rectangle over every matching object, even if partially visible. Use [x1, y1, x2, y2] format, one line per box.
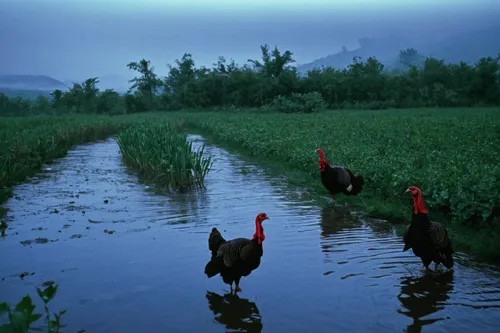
[206, 291, 263, 333]
[319, 206, 362, 259]
[319, 206, 360, 237]
[397, 270, 454, 333]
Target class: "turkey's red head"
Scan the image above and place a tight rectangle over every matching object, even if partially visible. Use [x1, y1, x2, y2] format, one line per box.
[315, 148, 328, 172]
[405, 186, 428, 215]
[253, 212, 269, 244]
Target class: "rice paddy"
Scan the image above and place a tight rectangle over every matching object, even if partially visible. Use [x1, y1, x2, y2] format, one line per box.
[1, 108, 499, 259]
[164, 107, 500, 259]
[0, 115, 215, 214]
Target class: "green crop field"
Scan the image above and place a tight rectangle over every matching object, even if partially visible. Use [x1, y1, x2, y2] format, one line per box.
[1, 108, 499, 259]
[167, 108, 500, 259]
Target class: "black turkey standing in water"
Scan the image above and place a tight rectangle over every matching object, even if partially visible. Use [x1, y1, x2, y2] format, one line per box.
[315, 148, 365, 207]
[402, 186, 454, 273]
[204, 212, 270, 293]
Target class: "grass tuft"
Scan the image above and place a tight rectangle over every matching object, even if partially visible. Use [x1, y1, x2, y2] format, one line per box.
[116, 121, 214, 190]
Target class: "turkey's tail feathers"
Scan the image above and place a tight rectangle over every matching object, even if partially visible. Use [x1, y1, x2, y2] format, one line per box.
[349, 175, 365, 195]
[431, 225, 454, 269]
[438, 247, 454, 269]
[205, 227, 226, 278]
[439, 235, 454, 269]
[402, 224, 411, 252]
[204, 257, 224, 278]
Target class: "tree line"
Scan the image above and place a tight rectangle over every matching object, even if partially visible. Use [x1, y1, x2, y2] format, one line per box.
[1, 45, 499, 116]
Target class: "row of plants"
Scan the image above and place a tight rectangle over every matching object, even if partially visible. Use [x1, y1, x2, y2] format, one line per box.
[116, 119, 214, 189]
[0, 115, 216, 218]
[2, 46, 499, 117]
[162, 108, 500, 258]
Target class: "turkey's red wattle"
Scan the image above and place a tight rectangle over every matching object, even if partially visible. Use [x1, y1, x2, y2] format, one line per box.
[252, 220, 265, 244]
[318, 156, 328, 172]
[413, 194, 428, 215]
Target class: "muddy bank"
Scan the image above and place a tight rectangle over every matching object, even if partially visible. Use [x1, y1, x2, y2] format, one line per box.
[1, 136, 500, 333]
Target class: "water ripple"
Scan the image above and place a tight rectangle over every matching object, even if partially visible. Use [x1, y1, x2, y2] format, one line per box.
[0, 135, 499, 333]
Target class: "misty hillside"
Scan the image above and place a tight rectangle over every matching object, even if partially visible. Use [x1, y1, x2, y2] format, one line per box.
[0, 74, 131, 99]
[296, 25, 500, 73]
[0, 75, 68, 91]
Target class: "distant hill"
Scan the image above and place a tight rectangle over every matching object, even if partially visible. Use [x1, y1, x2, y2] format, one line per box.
[0, 74, 68, 99]
[296, 25, 500, 74]
[296, 37, 407, 73]
[424, 25, 500, 64]
[0, 74, 68, 91]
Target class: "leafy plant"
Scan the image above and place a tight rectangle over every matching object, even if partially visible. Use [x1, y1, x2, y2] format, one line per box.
[268, 92, 326, 113]
[0, 283, 84, 333]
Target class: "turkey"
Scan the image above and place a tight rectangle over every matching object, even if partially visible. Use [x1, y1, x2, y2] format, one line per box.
[315, 148, 365, 207]
[402, 186, 454, 273]
[204, 212, 270, 293]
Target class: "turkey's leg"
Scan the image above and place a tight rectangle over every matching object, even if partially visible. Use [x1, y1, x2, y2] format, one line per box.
[330, 194, 336, 207]
[235, 277, 242, 293]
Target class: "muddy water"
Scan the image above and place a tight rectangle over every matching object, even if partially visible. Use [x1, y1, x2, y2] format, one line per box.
[1, 135, 500, 333]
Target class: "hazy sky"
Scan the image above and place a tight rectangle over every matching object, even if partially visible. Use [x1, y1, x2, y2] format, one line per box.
[1, 0, 499, 82]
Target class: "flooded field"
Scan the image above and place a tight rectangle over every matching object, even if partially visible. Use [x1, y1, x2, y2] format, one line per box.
[1, 135, 500, 333]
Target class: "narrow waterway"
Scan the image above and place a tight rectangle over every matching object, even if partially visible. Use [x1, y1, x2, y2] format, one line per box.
[1, 135, 499, 333]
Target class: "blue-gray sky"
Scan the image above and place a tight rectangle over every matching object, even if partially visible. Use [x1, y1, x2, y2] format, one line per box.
[1, 0, 499, 84]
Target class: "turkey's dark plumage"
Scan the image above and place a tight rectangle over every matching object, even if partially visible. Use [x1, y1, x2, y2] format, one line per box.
[315, 148, 364, 203]
[204, 213, 269, 293]
[403, 186, 454, 271]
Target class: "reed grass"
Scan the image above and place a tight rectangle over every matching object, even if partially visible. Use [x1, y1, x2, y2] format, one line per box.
[116, 121, 214, 190]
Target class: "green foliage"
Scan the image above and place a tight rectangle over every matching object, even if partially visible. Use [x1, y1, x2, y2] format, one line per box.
[96, 89, 124, 115]
[399, 48, 425, 68]
[1, 79, 132, 117]
[124, 92, 149, 114]
[172, 108, 500, 228]
[0, 283, 84, 333]
[268, 92, 326, 113]
[127, 59, 163, 110]
[116, 120, 214, 190]
[155, 47, 500, 111]
[2, 46, 499, 116]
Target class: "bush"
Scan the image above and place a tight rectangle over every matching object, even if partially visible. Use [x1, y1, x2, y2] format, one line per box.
[269, 92, 326, 113]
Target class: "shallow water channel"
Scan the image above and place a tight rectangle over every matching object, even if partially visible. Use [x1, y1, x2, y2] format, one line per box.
[1, 135, 500, 333]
